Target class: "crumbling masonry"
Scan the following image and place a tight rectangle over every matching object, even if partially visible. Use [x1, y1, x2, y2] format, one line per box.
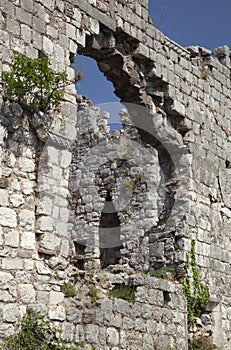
[0, 1, 230, 349]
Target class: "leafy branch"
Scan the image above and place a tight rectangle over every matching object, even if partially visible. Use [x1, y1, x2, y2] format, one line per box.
[2, 54, 81, 114]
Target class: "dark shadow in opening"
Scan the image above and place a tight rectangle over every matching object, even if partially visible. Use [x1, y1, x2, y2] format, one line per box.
[99, 191, 122, 268]
[74, 242, 85, 269]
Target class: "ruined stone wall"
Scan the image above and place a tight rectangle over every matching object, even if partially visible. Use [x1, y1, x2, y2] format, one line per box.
[0, 0, 230, 349]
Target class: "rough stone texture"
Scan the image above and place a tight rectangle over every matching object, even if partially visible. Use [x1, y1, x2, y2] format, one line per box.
[0, 0, 230, 349]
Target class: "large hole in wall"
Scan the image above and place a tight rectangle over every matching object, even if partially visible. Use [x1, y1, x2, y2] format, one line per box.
[68, 25, 183, 271]
[72, 54, 123, 132]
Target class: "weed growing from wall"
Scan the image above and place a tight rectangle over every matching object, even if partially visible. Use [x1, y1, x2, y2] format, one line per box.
[182, 240, 210, 328]
[109, 284, 136, 303]
[3, 55, 68, 114]
[0, 310, 76, 350]
[88, 284, 98, 303]
[61, 282, 77, 298]
[150, 266, 175, 281]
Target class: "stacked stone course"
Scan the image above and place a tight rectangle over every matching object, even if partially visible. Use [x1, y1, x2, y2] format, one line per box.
[0, 0, 230, 349]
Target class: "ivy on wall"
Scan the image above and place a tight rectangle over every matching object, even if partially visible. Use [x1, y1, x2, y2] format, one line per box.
[182, 240, 210, 328]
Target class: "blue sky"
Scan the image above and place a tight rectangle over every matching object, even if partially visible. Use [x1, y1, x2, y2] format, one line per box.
[76, 0, 231, 119]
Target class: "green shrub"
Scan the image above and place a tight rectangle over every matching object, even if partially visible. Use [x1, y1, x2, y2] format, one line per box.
[109, 284, 136, 303]
[189, 334, 217, 350]
[0, 310, 76, 350]
[61, 282, 77, 298]
[88, 284, 98, 303]
[150, 266, 175, 280]
[3, 54, 68, 113]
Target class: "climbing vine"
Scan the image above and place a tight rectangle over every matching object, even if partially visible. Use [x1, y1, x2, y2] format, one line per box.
[182, 240, 210, 328]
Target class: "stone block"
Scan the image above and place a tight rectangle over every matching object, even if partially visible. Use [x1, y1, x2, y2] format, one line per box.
[37, 216, 54, 232]
[42, 0, 55, 11]
[0, 271, 14, 284]
[18, 157, 35, 172]
[10, 194, 24, 207]
[6, 18, 20, 35]
[0, 324, 14, 338]
[49, 291, 64, 305]
[0, 189, 9, 206]
[21, 231, 35, 250]
[39, 232, 61, 252]
[18, 209, 35, 230]
[60, 150, 72, 168]
[4, 230, 19, 247]
[107, 327, 119, 346]
[66, 308, 82, 323]
[36, 196, 53, 216]
[113, 299, 130, 315]
[3, 304, 20, 323]
[2, 258, 23, 270]
[16, 7, 32, 25]
[43, 36, 54, 55]
[85, 324, 99, 343]
[36, 262, 51, 275]
[48, 306, 66, 321]
[0, 207, 17, 228]
[21, 0, 34, 13]
[0, 290, 14, 302]
[18, 284, 36, 303]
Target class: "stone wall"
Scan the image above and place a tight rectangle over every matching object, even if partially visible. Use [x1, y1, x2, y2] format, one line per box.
[0, 0, 230, 349]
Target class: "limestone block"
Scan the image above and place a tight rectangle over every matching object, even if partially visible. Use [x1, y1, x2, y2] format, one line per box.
[149, 289, 164, 306]
[0, 207, 17, 228]
[18, 157, 35, 172]
[123, 316, 134, 330]
[0, 189, 9, 206]
[3, 304, 20, 323]
[5, 230, 19, 247]
[18, 284, 36, 303]
[221, 207, 231, 219]
[85, 324, 99, 343]
[60, 150, 72, 168]
[42, 0, 55, 11]
[10, 193, 25, 207]
[18, 209, 35, 230]
[39, 232, 61, 252]
[21, 231, 35, 250]
[2, 258, 23, 270]
[49, 291, 64, 305]
[22, 180, 34, 195]
[36, 197, 53, 216]
[76, 29, 86, 46]
[21, 0, 34, 13]
[37, 216, 54, 232]
[66, 308, 82, 323]
[167, 100, 185, 117]
[74, 325, 85, 343]
[16, 7, 32, 26]
[0, 290, 13, 302]
[43, 36, 54, 55]
[0, 324, 14, 338]
[113, 299, 130, 314]
[36, 262, 51, 275]
[0, 271, 14, 284]
[60, 239, 70, 257]
[143, 333, 154, 349]
[48, 306, 66, 321]
[66, 23, 76, 40]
